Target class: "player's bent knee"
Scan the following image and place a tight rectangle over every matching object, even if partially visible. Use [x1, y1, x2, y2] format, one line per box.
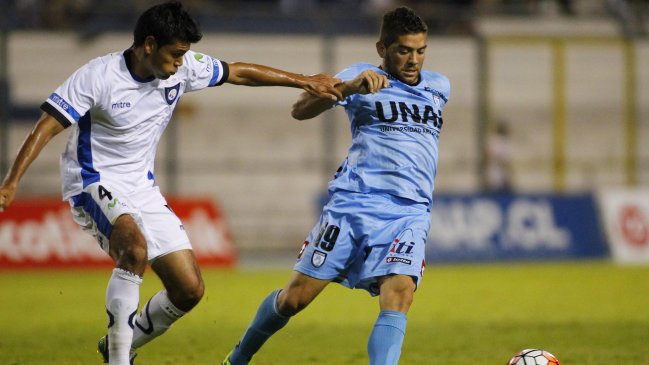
[276, 291, 309, 317]
[276, 298, 302, 317]
[185, 279, 205, 306]
[109, 218, 148, 273]
[115, 244, 148, 274]
[169, 279, 205, 311]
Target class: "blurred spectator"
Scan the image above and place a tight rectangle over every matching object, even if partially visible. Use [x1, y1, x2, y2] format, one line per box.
[12, 0, 647, 37]
[500, 0, 575, 16]
[485, 120, 513, 193]
[606, 0, 648, 36]
[556, 0, 576, 15]
[279, 0, 319, 14]
[362, 0, 398, 15]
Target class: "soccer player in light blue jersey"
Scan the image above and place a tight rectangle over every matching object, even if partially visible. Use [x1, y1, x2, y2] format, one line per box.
[222, 6, 450, 365]
[0, 2, 341, 365]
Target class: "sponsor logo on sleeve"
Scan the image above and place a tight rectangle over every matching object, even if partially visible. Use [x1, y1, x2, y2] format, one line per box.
[49, 93, 81, 121]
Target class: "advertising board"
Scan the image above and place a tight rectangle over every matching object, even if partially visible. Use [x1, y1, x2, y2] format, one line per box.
[0, 198, 236, 268]
[427, 193, 608, 262]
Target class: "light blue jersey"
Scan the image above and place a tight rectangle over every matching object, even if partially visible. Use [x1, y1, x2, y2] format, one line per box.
[294, 64, 451, 295]
[330, 63, 450, 206]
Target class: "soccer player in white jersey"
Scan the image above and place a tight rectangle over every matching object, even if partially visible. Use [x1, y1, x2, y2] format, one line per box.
[0, 2, 341, 365]
[221, 7, 450, 365]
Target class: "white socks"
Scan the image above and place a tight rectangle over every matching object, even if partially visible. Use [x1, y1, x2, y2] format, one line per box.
[106, 268, 142, 365]
[105, 271, 187, 364]
[131, 290, 186, 349]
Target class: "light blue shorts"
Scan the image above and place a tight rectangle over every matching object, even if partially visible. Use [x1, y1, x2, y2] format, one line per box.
[294, 190, 430, 296]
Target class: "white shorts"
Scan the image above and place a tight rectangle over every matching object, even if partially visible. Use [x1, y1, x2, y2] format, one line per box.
[69, 182, 192, 262]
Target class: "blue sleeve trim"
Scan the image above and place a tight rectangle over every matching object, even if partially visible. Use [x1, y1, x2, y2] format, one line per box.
[209, 59, 230, 87]
[47, 93, 81, 122]
[40, 102, 72, 128]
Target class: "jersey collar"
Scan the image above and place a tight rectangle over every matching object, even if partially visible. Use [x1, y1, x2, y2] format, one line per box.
[123, 48, 156, 83]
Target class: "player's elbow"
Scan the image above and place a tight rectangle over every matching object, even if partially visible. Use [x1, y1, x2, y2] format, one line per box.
[291, 104, 311, 120]
[291, 109, 307, 120]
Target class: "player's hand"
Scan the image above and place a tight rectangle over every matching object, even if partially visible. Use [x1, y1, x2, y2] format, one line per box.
[348, 70, 389, 95]
[301, 73, 343, 101]
[0, 183, 17, 213]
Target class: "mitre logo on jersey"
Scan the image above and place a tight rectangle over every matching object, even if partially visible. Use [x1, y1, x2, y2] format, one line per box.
[165, 83, 181, 105]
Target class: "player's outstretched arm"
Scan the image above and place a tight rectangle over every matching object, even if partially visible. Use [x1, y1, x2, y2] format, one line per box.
[225, 62, 342, 100]
[292, 69, 389, 120]
[0, 113, 64, 212]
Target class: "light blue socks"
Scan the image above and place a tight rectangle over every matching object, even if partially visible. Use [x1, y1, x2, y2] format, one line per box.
[229, 289, 289, 365]
[367, 310, 408, 365]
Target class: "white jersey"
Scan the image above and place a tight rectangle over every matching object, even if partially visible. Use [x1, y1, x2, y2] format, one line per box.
[41, 49, 228, 200]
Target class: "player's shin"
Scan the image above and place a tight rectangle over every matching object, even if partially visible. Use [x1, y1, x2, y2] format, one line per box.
[131, 290, 185, 349]
[229, 289, 289, 365]
[368, 310, 407, 365]
[106, 268, 142, 365]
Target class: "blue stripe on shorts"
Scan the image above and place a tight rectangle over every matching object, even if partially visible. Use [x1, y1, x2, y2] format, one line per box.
[72, 192, 113, 238]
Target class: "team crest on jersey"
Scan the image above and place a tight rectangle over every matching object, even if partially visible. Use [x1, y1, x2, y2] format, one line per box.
[164, 83, 181, 105]
[424, 86, 444, 106]
[311, 250, 327, 268]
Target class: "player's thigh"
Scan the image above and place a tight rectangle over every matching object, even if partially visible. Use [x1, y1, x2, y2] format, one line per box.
[151, 249, 204, 297]
[109, 214, 148, 264]
[277, 271, 330, 316]
[377, 274, 416, 313]
[69, 182, 142, 256]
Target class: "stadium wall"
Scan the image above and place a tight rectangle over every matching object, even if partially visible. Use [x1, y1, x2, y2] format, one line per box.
[3, 32, 648, 256]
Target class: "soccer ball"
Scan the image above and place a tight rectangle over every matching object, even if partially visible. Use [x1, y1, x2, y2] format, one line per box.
[507, 349, 560, 365]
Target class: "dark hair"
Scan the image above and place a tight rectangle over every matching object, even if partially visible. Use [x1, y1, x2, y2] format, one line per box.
[133, 1, 202, 47]
[379, 7, 428, 47]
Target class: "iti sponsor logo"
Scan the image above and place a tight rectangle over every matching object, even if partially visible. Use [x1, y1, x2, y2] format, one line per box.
[389, 239, 415, 255]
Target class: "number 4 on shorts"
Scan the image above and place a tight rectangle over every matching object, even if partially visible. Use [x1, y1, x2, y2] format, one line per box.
[98, 185, 113, 201]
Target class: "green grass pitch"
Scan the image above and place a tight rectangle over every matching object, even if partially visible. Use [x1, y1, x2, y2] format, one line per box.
[1, 260, 648, 364]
